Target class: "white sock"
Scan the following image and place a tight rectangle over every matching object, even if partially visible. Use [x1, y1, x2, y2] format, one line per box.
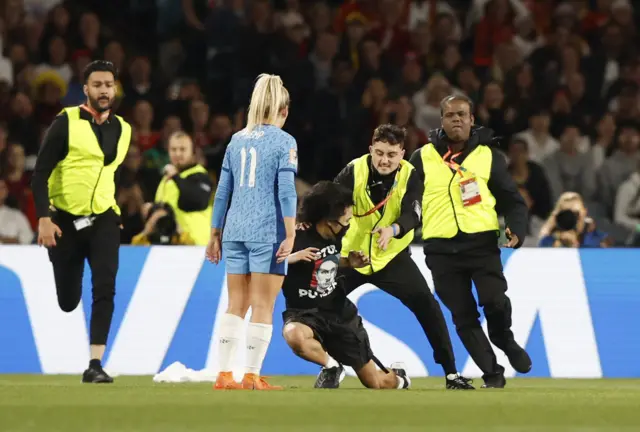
[396, 375, 404, 389]
[245, 322, 273, 375]
[218, 313, 244, 372]
[324, 355, 339, 369]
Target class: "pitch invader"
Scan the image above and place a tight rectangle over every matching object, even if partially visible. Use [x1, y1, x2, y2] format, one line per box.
[282, 181, 410, 390]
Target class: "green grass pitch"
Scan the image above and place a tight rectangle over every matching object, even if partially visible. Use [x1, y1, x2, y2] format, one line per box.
[1, 375, 640, 431]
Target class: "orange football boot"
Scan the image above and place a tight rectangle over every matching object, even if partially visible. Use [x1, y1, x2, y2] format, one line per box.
[241, 373, 283, 390]
[213, 371, 242, 390]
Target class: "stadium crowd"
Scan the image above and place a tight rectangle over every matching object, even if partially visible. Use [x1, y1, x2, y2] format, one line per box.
[0, 0, 639, 246]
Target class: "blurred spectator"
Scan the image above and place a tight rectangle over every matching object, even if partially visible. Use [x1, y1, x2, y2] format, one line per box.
[0, 179, 34, 245]
[475, 81, 516, 147]
[514, 108, 559, 163]
[35, 36, 72, 83]
[63, 50, 91, 106]
[0, 35, 14, 86]
[309, 31, 339, 90]
[538, 191, 611, 248]
[507, 137, 553, 229]
[596, 121, 640, 213]
[414, 74, 454, 133]
[204, 114, 233, 180]
[132, 100, 160, 152]
[590, 112, 617, 170]
[8, 92, 39, 158]
[542, 123, 596, 201]
[117, 145, 146, 244]
[614, 158, 640, 236]
[1, 142, 37, 229]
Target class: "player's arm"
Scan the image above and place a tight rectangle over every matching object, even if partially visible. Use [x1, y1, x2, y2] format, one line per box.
[277, 138, 298, 241]
[391, 168, 424, 237]
[334, 163, 355, 191]
[487, 148, 528, 248]
[31, 113, 70, 219]
[211, 148, 234, 237]
[174, 172, 213, 212]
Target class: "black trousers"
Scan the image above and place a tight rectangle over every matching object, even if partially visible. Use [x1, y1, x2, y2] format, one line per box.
[341, 250, 458, 375]
[47, 209, 120, 346]
[425, 251, 515, 378]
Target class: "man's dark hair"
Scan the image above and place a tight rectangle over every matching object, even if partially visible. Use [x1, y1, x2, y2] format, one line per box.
[372, 124, 406, 147]
[440, 94, 474, 116]
[298, 181, 353, 225]
[83, 60, 118, 84]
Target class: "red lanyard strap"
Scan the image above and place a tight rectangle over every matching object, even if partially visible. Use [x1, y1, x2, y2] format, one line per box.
[442, 149, 466, 177]
[354, 181, 398, 218]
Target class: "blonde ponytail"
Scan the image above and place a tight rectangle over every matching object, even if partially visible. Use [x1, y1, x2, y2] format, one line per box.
[245, 73, 290, 132]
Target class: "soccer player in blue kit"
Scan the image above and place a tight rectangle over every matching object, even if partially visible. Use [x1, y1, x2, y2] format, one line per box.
[207, 74, 298, 390]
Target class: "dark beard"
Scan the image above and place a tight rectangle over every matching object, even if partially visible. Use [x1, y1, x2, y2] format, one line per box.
[88, 95, 113, 113]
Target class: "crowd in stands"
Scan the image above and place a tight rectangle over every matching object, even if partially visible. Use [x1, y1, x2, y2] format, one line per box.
[0, 0, 639, 246]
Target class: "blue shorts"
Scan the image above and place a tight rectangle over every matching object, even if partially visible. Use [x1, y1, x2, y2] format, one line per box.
[223, 241, 288, 275]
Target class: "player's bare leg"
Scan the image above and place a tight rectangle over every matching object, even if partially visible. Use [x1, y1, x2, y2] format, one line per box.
[241, 273, 284, 390]
[214, 274, 250, 390]
[283, 322, 344, 388]
[356, 361, 411, 390]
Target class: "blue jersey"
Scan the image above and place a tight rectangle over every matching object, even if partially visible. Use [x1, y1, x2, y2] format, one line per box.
[211, 125, 298, 244]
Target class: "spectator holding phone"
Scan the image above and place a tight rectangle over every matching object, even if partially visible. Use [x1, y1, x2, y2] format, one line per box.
[538, 192, 611, 248]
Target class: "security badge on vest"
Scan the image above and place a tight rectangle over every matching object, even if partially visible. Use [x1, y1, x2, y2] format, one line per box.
[442, 148, 482, 207]
[341, 155, 415, 275]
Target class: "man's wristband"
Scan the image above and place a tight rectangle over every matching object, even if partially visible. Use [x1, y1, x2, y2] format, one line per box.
[391, 224, 398, 237]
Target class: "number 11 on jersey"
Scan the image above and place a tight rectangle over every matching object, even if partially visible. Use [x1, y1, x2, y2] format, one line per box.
[240, 147, 257, 187]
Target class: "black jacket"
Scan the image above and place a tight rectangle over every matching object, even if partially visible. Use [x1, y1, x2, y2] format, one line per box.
[409, 126, 528, 255]
[334, 155, 423, 238]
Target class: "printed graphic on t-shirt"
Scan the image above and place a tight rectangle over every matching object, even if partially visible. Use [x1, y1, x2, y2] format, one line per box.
[306, 244, 339, 298]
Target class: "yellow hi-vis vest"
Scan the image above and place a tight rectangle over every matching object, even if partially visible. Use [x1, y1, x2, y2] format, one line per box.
[155, 164, 213, 246]
[341, 155, 415, 275]
[420, 143, 499, 239]
[48, 106, 131, 216]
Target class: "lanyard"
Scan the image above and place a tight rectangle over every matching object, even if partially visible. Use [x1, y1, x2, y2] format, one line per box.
[442, 148, 467, 177]
[354, 179, 398, 218]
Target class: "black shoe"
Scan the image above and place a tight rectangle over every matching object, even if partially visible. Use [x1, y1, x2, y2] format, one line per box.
[504, 342, 532, 374]
[391, 362, 411, 389]
[446, 373, 475, 390]
[82, 365, 114, 383]
[314, 365, 345, 389]
[481, 374, 506, 388]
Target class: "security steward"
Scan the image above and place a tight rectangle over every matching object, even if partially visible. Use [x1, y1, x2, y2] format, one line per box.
[31, 60, 130, 384]
[153, 131, 212, 245]
[334, 124, 473, 390]
[409, 95, 532, 389]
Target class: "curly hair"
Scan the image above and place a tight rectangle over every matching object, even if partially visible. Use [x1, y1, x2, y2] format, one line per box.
[297, 181, 353, 225]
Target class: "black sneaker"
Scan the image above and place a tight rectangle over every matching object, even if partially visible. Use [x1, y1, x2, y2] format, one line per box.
[446, 373, 475, 390]
[314, 365, 345, 389]
[82, 365, 114, 384]
[391, 362, 411, 389]
[504, 342, 532, 374]
[481, 374, 506, 389]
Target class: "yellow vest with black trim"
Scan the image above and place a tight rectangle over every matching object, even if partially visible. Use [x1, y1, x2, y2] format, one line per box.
[155, 164, 213, 246]
[341, 155, 415, 275]
[420, 143, 499, 239]
[48, 106, 131, 216]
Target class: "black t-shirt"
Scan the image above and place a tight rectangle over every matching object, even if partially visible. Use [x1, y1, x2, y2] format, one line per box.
[282, 227, 357, 319]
